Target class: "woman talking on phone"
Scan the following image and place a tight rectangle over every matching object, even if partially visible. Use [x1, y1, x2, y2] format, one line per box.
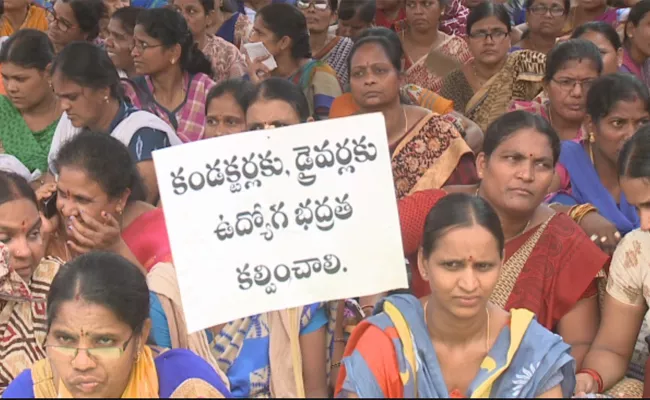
[246, 3, 342, 120]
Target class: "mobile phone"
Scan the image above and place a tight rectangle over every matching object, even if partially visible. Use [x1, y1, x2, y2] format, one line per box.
[41, 192, 58, 219]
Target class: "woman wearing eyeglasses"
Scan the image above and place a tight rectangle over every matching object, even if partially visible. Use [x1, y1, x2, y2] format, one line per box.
[3, 252, 232, 398]
[440, 3, 545, 131]
[512, 0, 569, 54]
[298, 0, 353, 85]
[0, 173, 61, 395]
[123, 7, 216, 142]
[46, 0, 106, 53]
[509, 39, 602, 141]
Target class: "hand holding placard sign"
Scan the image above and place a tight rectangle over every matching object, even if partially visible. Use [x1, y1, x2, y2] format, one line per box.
[153, 113, 407, 333]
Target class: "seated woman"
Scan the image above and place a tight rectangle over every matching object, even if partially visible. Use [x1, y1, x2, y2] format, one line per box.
[509, 39, 602, 141]
[336, 0, 374, 41]
[348, 33, 478, 199]
[0, 0, 48, 36]
[204, 79, 255, 138]
[208, 0, 252, 48]
[48, 42, 182, 204]
[246, 3, 342, 120]
[0, 172, 61, 394]
[562, 0, 617, 37]
[620, 1, 650, 87]
[41, 132, 170, 273]
[0, 29, 60, 179]
[399, 111, 608, 369]
[511, 0, 569, 55]
[336, 193, 576, 398]
[439, 2, 547, 132]
[549, 73, 648, 237]
[298, 0, 353, 85]
[148, 79, 330, 397]
[171, 0, 247, 83]
[124, 8, 216, 143]
[571, 21, 623, 75]
[573, 127, 650, 398]
[106, 7, 141, 78]
[397, 0, 472, 92]
[3, 252, 231, 398]
[46, 0, 105, 53]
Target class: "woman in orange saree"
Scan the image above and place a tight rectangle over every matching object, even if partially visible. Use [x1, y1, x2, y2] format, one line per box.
[348, 32, 478, 198]
[397, 111, 607, 369]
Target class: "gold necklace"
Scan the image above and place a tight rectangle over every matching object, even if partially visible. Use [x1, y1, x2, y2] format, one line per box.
[424, 301, 491, 354]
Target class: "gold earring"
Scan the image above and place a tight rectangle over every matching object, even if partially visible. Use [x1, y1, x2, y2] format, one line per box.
[171, 59, 176, 65]
[589, 132, 595, 143]
[104, 95, 109, 103]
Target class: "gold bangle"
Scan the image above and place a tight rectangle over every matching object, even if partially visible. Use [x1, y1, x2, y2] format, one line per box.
[568, 203, 598, 224]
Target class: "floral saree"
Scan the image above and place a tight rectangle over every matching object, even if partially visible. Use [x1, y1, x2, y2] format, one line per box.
[335, 294, 576, 398]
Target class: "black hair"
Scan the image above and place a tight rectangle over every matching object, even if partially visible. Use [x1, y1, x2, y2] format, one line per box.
[51, 41, 124, 100]
[482, 110, 561, 165]
[338, 0, 375, 22]
[0, 29, 55, 71]
[0, 171, 37, 208]
[587, 73, 650, 124]
[421, 193, 504, 258]
[625, 0, 650, 44]
[249, 77, 310, 122]
[205, 79, 255, 114]
[257, 4, 311, 59]
[53, 132, 146, 203]
[571, 21, 622, 50]
[524, 0, 570, 15]
[136, 8, 213, 76]
[619, 125, 650, 179]
[111, 6, 143, 35]
[197, 0, 215, 13]
[60, 0, 106, 40]
[46, 252, 150, 334]
[544, 39, 603, 82]
[348, 34, 402, 74]
[466, 2, 512, 35]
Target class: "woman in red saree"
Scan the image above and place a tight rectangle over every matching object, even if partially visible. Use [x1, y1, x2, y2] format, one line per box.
[398, 110, 608, 369]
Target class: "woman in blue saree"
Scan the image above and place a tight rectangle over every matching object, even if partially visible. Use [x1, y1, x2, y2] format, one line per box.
[4, 252, 231, 398]
[335, 193, 576, 398]
[548, 73, 648, 236]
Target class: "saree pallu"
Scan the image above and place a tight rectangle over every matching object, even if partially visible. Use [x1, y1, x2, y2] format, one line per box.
[202, 35, 247, 84]
[335, 294, 576, 398]
[0, 254, 61, 395]
[548, 141, 639, 235]
[400, 31, 472, 93]
[4, 347, 232, 398]
[216, 12, 253, 49]
[290, 60, 342, 121]
[464, 50, 546, 132]
[313, 36, 354, 86]
[122, 208, 173, 272]
[398, 190, 608, 330]
[0, 5, 48, 36]
[328, 85, 454, 119]
[392, 113, 476, 199]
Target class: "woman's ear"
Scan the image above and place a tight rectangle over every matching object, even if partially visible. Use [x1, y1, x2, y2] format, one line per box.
[117, 188, 132, 214]
[584, 114, 595, 138]
[616, 47, 624, 68]
[417, 248, 429, 282]
[475, 152, 487, 180]
[139, 318, 152, 351]
[278, 36, 292, 53]
[306, 116, 315, 122]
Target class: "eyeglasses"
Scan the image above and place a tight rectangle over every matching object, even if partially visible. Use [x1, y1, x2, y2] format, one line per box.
[130, 39, 165, 52]
[551, 77, 596, 92]
[468, 30, 509, 41]
[46, 11, 76, 33]
[45, 333, 134, 361]
[297, 0, 329, 10]
[529, 4, 566, 17]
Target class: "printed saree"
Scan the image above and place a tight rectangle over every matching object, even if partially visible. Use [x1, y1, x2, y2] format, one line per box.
[548, 140, 640, 235]
[216, 12, 253, 49]
[0, 243, 60, 395]
[392, 113, 476, 199]
[313, 36, 354, 86]
[335, 294, 576, 398]
[561, 7, 618, 36]
[398, 189, 608, 330]
[4, 347, 232, 398]
[289, 60, 343, 121]
[0, 5, 48, 36]
[202, 35, 247, 84]
[463, 50, 547, 132]
[0, 95, 59, 174]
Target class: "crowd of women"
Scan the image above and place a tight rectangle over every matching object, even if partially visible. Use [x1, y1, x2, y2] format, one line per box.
[0, 0, 650, 397]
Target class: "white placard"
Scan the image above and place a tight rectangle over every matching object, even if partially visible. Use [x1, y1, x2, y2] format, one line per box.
[153, 113, 407, 333]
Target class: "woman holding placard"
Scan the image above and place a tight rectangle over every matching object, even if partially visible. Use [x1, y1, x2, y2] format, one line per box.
[347, 33, 478, 199]
[336, 193, 576, 398]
